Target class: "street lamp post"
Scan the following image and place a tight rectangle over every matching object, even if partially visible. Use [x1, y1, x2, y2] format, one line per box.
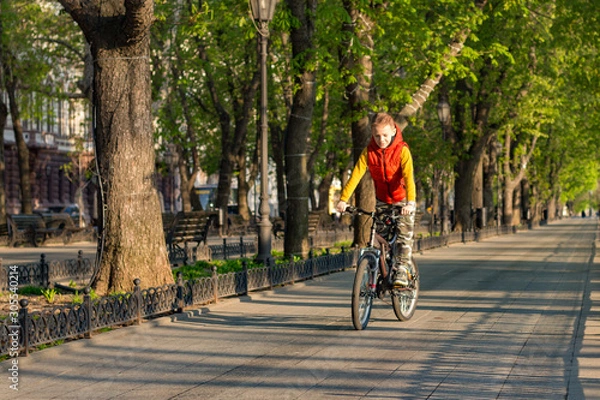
[436, 94, 451, 235]
[250, 0, 277, 264]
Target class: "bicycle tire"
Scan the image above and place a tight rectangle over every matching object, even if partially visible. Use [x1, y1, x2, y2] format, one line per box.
[392, 258, 419, 321]
[352, 254, 377, 330]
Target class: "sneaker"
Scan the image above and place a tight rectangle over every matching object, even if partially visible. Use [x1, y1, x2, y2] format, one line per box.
[393, 265, 409, 287]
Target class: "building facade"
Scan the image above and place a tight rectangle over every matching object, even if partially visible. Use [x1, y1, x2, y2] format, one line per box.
[1, 90, 97, 221]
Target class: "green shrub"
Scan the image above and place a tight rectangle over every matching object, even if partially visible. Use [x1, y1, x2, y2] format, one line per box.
[89, 288, 100, 301]
[71, 291, 83, 305]
[18, 286, 43, 296]
[42, 288, 58, 304]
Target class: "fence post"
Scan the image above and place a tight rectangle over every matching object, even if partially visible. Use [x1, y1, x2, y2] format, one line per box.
[18, 299, 30, 357]
[267, 258, 273, 291]
[133, 278, 142, 325]
[77, 250, 84, 282]
[289, 258, 295, 285]
[242, 261, 249, 295]
[83, 287, 92, 339]
[223, 238, 228, 260]
[309, 250, 315, 279]
[176, 272, 184, 313]
[240, 236, 245, 258]
[40, 254, 48, 288]
[212, 266, 218, 303]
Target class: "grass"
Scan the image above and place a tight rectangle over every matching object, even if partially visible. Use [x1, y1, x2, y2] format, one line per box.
[42, 288, 58, 304]
[17, 286, 44, 296]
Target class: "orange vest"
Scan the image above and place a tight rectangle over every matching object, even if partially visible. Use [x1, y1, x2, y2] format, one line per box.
[367, 127, 408, 203]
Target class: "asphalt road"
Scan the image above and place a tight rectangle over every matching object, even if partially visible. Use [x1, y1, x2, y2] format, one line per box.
[1, 217, 598, 399]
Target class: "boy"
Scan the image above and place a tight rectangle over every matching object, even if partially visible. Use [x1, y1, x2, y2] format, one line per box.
[336, 113, 416, 287]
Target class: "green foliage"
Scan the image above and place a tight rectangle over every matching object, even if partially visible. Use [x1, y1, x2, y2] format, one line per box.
[3, 0, 597, 239]
[17, 286, 43, 296]
[41, 288, 57, 304]
[0, 0, 86, 116]
[71, 291, 82, 305]
[173, 258, 262, 280]
[89, 289, 100, 302]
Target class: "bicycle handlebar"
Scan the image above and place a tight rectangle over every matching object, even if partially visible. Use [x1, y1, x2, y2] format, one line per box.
[344, 204, 404, 217]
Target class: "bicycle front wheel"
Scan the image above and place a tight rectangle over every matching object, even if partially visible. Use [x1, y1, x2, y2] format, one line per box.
[352, 254, 377, 330]
[392, 258, 420, 321]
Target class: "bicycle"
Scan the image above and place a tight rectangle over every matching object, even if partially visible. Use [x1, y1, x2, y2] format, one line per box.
[345, 205, 420, 330]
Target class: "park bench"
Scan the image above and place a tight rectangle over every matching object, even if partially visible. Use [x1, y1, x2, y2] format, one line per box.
[226, 214, 256, 236]
[165, 211, 216, 263]
[270, 212, 334, 240]
[6, 214, 68, 247]
[0, 221, 8, 245]
[35, 212, 87, 244]
[162, 213, 177, 237]
[307, 211, 323, 236]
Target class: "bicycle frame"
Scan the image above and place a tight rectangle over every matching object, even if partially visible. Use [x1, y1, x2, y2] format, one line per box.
[348, 205, 420, 329]
[360, 206, 401, 286]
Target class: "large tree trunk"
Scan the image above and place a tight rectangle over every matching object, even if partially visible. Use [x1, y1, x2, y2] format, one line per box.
[341, 1, 375, 247]
[454, 160, 475, 232]
[60, 0, 173, 294]
[270, 123, 286, 218]
[501, 128, 538, 226]
[283, 0, 317, 259]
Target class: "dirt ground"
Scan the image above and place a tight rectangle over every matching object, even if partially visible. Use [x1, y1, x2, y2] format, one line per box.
[0, 290, 83, 316]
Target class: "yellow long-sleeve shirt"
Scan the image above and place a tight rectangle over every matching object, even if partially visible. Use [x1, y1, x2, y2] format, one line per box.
[340, 145, 416, 204]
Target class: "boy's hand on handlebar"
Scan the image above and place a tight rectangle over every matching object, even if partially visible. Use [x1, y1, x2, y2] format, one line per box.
[336, 200, 348, 213]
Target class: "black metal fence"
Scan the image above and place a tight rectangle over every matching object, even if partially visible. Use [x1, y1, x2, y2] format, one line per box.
[209, 237, 257, 260]
[0, 251, 93, 291]
[167, 238, 257, 265]
[0, 249, 357, 357]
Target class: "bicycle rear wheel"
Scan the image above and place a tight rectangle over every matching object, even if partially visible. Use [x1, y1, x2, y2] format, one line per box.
[351, 255, 377, 330]
[392, 258, 419, 321]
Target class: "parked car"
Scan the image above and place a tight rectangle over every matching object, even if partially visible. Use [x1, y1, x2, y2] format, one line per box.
[38, 204, 89, 228]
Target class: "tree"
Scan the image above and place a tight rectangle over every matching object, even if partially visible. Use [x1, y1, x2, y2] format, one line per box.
[282, 0, 318, 259]
[0, 0, 38, 215]
[58, 0, 173, 294]
[339, 0, 376, 247]
[152, 0, 260, 220]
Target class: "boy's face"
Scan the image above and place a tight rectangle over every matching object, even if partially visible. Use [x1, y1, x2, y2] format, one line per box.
[372, 124, 396, 149]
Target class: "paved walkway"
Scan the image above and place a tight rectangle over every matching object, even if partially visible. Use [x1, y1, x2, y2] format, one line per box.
[1, 217, 598, 399]
[0, 241, 98, 266]
[0, 235, 251, 266]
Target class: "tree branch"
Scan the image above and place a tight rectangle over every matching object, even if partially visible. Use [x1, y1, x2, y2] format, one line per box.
[394, 0, 489, 131]
[123, 0, 154, 45]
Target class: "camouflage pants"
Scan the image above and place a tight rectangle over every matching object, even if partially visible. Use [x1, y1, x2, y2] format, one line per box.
[395, 211, 415, 267]
[377, 200, 415, 268]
